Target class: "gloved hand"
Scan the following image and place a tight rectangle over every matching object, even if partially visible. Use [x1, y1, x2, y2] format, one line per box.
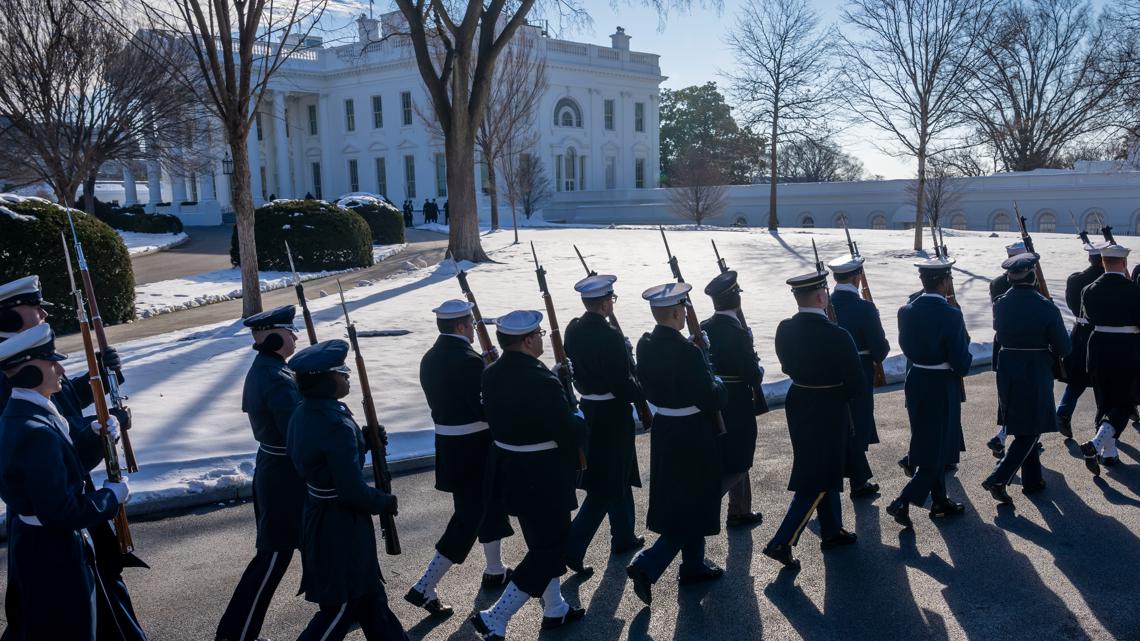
[714, 376, 725, 386]
[98, 347, 121, 372]
[103, 476, 130, 505]
[109, 407, 131, 432]
[690, 331, 711, 348]
[552, 359, 575, 380]
[482, 347, 500, 362]
[381, 493, 399, 516]
[90, 415, 120, 442]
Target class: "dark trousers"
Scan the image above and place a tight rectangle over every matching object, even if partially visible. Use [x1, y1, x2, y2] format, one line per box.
[1057, 383, 1087, 418]
[296, 587, 408, 641]
[632, 534, 706, 583]
[565, 485, 637, 564]
[513, 508, 571, 597]
[900, 464, 948, 507]
[436, 484, 513, 565]
[721, 472, 753, 516]
[769, 491, 842, 547]
[984, 435, 1043, 487]
[216, 548, 293, 641]
[845, 448, 873, 487]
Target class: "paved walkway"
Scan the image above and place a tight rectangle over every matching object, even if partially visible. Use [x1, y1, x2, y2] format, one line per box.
[131, 225, 236, 285]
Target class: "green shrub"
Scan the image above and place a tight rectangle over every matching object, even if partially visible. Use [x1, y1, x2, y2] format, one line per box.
[337, 194, 405, 245]
[229, 199, 374, 271]
[0, 196, 135, 333]
[92, 197, 184, 234]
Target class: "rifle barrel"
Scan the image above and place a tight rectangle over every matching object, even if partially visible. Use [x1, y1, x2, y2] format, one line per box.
[286, 241, 318, 345]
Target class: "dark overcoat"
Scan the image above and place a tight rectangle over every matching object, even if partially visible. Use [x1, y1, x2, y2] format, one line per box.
[636, 325, 727, 538]
[993, 286, 1071, 435]
[831, 287, 890, 451]
[700, 312, 766, 475]
[1062, 263, 1103, 387]
[1081, 272, 1140, 422]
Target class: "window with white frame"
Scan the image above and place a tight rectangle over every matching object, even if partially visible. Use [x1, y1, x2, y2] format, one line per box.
[255, 113, 263, 141]
[311, 162, 322, 199]
[307, 105, 318, 135]
[951, 214, 968, 230]
[1084, 211, 1104, 234]
[992, 212, 1010, 232]
[375, 157, 387, 196]
[1038, 212, 1056, 233]
[559, 148, 578, 191]
[401, 92, 413, 126]
[801, 215, 815, 228]
[371, 96, 383, 128]
[284, 108, 290, 138]
[554, 98, 583, 128]
[871, 214, 887, 230]
[604, 156, 616, 189]
[634, 102, 645, 132]
[434, 153, 447, 197]
[404, 154, 416, 198]
[345, 99, 355, 132]
[604, 99, 615, 130]
[348, 159, 359, 192]
[634, 158, 645, 189]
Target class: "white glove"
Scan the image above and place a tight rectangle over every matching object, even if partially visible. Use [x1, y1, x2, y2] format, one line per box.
[690, 331, 711, 348]
[553, 359, 575, 380]
[90, 416, 120, 443]
[103, 476, 130, 505]
[714, 376, 725, 386]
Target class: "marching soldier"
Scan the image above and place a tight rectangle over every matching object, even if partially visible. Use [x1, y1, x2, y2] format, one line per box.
[0, 324, 131, 641]
[0, 276, 146, 641]
[887, 258, 972, 529]
[562, 276, 646, 575]
[626, 283, 727, 606]
[216, 306, 305, 641]
[763, 272, 863, 569]
[406, 300, 514, 618]
[1056, 241, 1106, 438]
[1077, 244, 1140, 474]
[986, 242, 1030, 458]
[828, 257, 890, 498]
[700, 271, 766, 526]
[472, 310, 586, 640]
[286, 340, 408, 641]
[981, 254, 1070, 503]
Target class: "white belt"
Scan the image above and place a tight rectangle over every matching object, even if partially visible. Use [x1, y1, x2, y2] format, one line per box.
[912, 362, 952, 370]
[857, 350, 871, 355]
[259, 443, 288, 456]
[654, 406, 700, 417]
[494, 440, 558, 453]
[18, 514, 41, 526]
[580, 393, 616, 401]
[1000, 347, 1049, 352]
[307, 484, 338, 499]
[1093, 325, 1140, 334]
[434, 421, 490, 436]
[792, 382, 843, 389]
[1075, 318, 1089, 326]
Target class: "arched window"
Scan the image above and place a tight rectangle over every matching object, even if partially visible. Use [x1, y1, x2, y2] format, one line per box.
[1085, 211, 1104, 235]
[951, 214, 968, 231]
[992, 212, 1010, 232]
[1134, 213, 1140, 235]
[1038, 212, 1056, 233]
[801, 215, 815, 228]
[554, 98, 582, 128]
[732, 216, 748, 227]
[871, 214, 887, 230]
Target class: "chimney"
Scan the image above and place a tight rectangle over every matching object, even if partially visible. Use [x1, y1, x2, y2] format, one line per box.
[357, 13, 380, 43]
[610, 26, 630, 51]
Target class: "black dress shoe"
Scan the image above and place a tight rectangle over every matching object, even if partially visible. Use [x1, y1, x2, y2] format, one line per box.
[1101, 455, 1120, 467]
[470, 612, 501, 640]
[1037, 442, 1045, 453]
[404, 587, 454, 617]
[945, 463, 959, 472]
[1058, 415, 1073, 439]
[981, 480, 1014, 504]
[541, 605, 585, 630]
[820, 529, 858, 550]
[987, 437, 1005, 459]
[626, 563, 653, 605]
[1079, 441, 1101, 476]
[898, 456, 916, 478]
[679, 561, 724, 585]
[612, 536, 646, 555]
[762, 543, 800, 569]
[726, 512, 764, 528]
[1021, 480, 1047, 495]
[850, 481, 880, 498]
[886, 498, 913, 528]
[564, 558, 595, 577]
[480, 568, 512, 588]
[929, 499, 966, 518]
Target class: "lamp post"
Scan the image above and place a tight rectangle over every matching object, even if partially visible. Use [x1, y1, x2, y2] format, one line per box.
[222, 151, 234, 176]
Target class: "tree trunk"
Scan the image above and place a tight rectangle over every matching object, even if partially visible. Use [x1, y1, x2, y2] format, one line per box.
[487, 159, 500, 231]
[83, 172, 97, 214]
[230, 132, 263, 317]
[768, 112, 779, 230]
[511, 203, 518, 244]
[914, 150, 926, 252]
[446, 119, 490, 262]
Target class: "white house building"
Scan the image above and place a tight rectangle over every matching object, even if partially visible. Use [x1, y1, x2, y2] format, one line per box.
[125, 15, 665, 225]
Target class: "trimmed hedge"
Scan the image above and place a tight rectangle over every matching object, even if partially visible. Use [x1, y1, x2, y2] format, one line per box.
[337, 194, 405, 245]
[229, 199, 374, 272]
[91, 198, 185, 234]
[0, 197, 135, 333]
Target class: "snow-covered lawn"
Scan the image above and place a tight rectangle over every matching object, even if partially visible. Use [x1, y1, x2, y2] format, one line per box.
[41, 225, 1138, 509]
[133, 243, 406, 318]
[117, 230, 189, 256]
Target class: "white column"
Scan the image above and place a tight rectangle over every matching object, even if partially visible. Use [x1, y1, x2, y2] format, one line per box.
[247, 114, 265, 206]
[318, 92, 334, 199]
[273, 92, 292, 198]
[122, 164, 138, 206]
[146, 160, 162, 212]
[170, 171, 187, 213]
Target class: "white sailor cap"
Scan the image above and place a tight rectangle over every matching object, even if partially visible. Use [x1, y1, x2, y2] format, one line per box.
[574, 274, 617, 299]
[1006, 241, 1027, 257]
[432, 299, 474, 320]
[1101, 243, 1130, 259]
[641, 282, 692, 307]
[1084, 241, 1108, 256]
[0, 324, 67, 370]
[914, 256, 956, 271]
[828, 255, 865, 275]
[495, 310, 544, 335]
[0, 275, 50, 310]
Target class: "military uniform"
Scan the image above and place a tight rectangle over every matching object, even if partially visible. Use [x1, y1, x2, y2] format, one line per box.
[985, 242, 1029, 457]
[563, 275, 644, 570]
[287, 340, 407, 641]
[1056, 243, 1106, 433]
[216, 306, 305, 641]
[982, 254, 1071, 502]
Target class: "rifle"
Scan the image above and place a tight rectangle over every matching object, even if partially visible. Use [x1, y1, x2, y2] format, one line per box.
[709, 240, 774, 403]
[335, 280, 400, 555]
[530, 243, 588, 470]
[658, 227, 727, 435]
[927, 220, 967, 400]
[810, 238, 837, 322]
[285, 240, 318, 345]
[839, 218, 887, 386]
[62, 234, 133, 554]
[1102, 224, 1116, 245]
[64, 210, 137, 473]
[455, 267, 499, 364]
[573, 245, 653, 431]
[1013, 203, 1052, 299]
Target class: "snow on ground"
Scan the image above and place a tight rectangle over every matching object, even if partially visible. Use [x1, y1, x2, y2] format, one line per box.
[133, 243, 406, 318]
[117, 230, 189, 256]
[37, 225, 1138, 509]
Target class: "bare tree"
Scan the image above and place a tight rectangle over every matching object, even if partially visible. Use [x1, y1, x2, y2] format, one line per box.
[964, 0, 1128, 171]
[0, 0, 197, 213]
[839, 0, 997, 250]
[666, 147, 729, 227]
[726, 0, 838, 230]
[906, 157, 967, 231]
[776, 135, 864, 182]
[135, 0, 326, 317]
[501, 150, 551, 243]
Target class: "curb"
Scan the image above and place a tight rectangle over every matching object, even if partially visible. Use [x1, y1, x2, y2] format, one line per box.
[126, 233, 191, 258]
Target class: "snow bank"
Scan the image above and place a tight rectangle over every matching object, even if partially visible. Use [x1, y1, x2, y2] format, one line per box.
[117, 231, 189, 256]
[133, 243, 406, 318]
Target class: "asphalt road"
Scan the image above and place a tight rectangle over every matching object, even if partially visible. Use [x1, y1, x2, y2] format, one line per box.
[4, 372, 1139, 641]
[132, 226, 237, 286]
